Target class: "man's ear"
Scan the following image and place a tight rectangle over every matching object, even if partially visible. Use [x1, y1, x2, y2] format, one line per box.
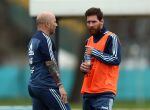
[100, 18, 104, 27]
[100, 18, 104, 24]
[46, 21, 50, 28]
[100, 18, 104, 29]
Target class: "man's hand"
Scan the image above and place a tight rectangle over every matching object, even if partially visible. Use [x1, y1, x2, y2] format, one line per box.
[80, 62, 91, 73]
[85, 46, 94, 55]
[59, 85, 68, 104]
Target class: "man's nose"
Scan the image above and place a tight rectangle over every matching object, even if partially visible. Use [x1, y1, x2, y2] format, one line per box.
[89, 22, 94, 27]
[56, 23, 58, 27]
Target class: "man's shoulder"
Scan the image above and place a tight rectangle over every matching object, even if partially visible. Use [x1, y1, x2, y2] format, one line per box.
[105, 31, 121, 46]
[32, 31, 44, 40]
[31, 31, 48, 44]
[105, 31, 118, 41]
[104, 30, 117, 36]
[28, 31, 44, 47]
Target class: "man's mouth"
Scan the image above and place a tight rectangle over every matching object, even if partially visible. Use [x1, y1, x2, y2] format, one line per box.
[90, 29, 95, 32]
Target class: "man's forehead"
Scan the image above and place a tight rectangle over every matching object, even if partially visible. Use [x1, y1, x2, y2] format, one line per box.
[87, 15, 98, 21]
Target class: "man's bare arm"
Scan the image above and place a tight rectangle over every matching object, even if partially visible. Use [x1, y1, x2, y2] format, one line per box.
[45, 60, 62, 87]
[45, 60, 68, 103]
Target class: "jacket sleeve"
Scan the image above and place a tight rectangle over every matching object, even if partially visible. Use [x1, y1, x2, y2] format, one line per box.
[91, 34, 121, 65]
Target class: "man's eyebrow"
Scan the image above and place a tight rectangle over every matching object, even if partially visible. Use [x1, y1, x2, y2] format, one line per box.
[87, 20, 97, 22]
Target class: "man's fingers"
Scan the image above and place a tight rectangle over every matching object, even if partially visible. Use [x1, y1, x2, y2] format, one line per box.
[59, 86, 68, 104]
[80, 62, 91, 73]
[85, 46, 93, 55]
[61, 94, 67, 103]
[80, 65, 90, 73]
[61, 94, 64, 102]
[82, 63, 90, 69]
[80, 66, 88, 72]
[82, 62, 90, 67]
[85, 46, 92, 48]
[81, 64, 88, 69]
[63, 94, 68, 103]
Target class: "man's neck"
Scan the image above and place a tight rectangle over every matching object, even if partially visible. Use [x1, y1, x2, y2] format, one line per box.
[93, 30, 101, 37]
[92, 27, 106, 43]
[37, 27, 50, 36]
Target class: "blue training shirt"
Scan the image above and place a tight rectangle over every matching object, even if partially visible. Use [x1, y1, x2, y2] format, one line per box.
[28, 31, 58, 89]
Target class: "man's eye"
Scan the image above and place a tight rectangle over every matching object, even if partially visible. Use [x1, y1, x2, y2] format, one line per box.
[92, 21, 96, 23]
[87, 21, 96, 24]
[87, 21, 90, 24]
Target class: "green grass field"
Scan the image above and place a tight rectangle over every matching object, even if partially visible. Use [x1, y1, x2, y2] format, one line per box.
[0, 99, 150, 110]
[0, 107, 149, 110]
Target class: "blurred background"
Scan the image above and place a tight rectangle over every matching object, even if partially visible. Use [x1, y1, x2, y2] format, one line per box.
[0, 0, 150, 109]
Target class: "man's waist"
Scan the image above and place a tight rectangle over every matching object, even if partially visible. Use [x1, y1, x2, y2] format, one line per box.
[83, 91, 115, 99]
[28, 83, 58, 89]
[29, 78, 57, 89]
[30, 61, 45, 67]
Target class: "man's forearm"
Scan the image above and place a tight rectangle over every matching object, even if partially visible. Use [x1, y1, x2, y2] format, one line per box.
[45, 61, 62, 86]
[91, 35, 121, 65]
[91, 48, 121, 65]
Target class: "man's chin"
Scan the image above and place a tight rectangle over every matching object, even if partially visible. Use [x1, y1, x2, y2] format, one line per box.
[89, 32, 96, 36]
[89, 30, 96, 35]
[50, 31, 55, 35]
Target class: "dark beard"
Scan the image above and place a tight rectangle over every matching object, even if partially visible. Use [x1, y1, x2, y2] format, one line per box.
[89, 29, 100, 36]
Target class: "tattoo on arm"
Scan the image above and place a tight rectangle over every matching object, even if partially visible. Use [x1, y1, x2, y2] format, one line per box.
[45, 61, 62, 86]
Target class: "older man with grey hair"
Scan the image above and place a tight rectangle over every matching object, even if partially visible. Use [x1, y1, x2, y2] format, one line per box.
[28, 11, 71, 110]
